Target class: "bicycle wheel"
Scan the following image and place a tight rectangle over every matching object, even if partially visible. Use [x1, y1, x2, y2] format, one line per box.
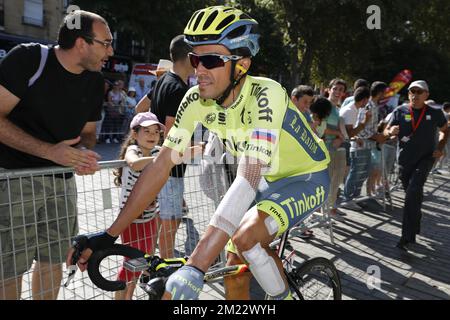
[287, 257, 342, 300]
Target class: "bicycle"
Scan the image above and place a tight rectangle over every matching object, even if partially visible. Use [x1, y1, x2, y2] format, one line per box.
[67, 226, 342, 300]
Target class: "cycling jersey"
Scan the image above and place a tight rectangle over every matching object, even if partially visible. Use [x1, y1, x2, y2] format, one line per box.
[164, 75, 330, 182]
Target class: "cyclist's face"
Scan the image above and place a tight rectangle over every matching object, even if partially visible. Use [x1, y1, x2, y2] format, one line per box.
[192, 45, 233, 100]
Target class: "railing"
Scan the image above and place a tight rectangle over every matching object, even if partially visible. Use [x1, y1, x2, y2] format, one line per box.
[0, 160, 229, 300]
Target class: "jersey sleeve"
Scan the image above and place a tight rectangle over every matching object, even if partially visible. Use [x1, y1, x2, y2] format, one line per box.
[163, 88, 201, 154]
[0, 44, 40, 99]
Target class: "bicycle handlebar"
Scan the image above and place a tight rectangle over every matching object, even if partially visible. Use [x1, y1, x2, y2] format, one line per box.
[87, 244, 146, 292]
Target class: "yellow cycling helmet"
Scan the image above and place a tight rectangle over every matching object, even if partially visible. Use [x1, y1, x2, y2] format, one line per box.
[184, 6, 260, 57]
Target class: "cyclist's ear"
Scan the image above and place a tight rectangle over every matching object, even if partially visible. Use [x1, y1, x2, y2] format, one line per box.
[235, 58, 251, 76]
[236, 64, 248, 74]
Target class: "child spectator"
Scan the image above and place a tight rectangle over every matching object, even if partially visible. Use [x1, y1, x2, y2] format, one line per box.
[113, 112, 165, 300]
[310, 96, 333, 137]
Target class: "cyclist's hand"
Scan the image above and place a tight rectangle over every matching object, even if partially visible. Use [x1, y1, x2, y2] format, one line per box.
[164, 265, 204, 300]
[65, 231, 118, 272]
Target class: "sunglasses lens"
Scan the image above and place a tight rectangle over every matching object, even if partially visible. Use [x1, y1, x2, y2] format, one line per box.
[189, 54, 225, 69]
[189, 54, 200, 68]
[201, 55, 225, 69]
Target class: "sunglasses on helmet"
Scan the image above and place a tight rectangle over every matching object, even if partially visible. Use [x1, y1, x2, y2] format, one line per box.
[188, 53, 243, 70]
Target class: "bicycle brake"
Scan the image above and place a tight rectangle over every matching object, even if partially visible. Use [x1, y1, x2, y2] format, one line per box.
[64, 235, 88, 287]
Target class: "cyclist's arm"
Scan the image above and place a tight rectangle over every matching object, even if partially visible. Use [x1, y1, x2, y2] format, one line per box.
[108, 146, 178, 236]
[109, 88, 200, 236]
[187, 156, 265, 272]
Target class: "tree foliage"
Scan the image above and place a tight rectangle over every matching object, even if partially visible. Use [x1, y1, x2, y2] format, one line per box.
[73, 0, 450, 101]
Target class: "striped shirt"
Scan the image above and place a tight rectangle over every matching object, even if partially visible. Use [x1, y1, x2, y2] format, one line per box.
[119, 145, 160, 223]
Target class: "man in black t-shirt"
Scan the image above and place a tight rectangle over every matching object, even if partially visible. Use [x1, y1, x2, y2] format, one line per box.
[385, 81, 449, 251]
[150, 35, 194, 259]
[0, 10, 111, 299]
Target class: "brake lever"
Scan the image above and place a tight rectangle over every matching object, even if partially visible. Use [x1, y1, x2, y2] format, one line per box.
[64, 235, 88, 288]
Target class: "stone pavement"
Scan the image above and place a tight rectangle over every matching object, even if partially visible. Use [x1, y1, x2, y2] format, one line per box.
[199, 170, 450, 300]
[49, 143, 450, 300]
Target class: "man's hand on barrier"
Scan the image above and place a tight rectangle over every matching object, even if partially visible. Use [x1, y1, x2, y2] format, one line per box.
[164, 265, 205, 300]
[45, 136, 101, 169]
[65, 231, 118, 272]
[74, 148, 101, 175]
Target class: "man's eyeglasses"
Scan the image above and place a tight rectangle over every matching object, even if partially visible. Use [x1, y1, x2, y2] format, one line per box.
[188, 53, 243, 70]
[83, 36, 113, 49]
[409, 89, 425, 95]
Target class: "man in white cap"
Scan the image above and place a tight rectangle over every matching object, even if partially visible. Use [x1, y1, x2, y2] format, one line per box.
[385, 80, 449, 251]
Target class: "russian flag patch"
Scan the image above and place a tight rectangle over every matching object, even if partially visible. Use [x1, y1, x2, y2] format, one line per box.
[251, 129, 277, 144]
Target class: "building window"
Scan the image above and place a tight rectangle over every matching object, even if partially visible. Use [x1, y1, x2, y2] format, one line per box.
[23, 0, 44, 27]
[0, 0, 4, 29]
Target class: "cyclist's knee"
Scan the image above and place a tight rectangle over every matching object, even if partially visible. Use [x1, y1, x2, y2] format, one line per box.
[232, 224, 258, 253]
[226, 252, 244, 266]
[232, 220, 274, 253]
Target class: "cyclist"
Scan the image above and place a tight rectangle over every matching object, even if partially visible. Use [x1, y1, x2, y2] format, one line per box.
[66, 5, 330, 300]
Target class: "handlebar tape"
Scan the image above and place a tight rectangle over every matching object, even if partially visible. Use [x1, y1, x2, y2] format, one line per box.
[87, 244, 146, 292]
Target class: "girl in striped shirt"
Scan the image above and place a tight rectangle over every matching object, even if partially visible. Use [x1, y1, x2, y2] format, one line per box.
[113, 112, 165, 300]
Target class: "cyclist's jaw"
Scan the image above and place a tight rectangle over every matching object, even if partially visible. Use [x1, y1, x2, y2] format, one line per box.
[193, 45, 233, 103]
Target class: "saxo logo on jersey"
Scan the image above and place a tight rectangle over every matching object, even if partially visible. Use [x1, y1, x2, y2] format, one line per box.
[205, 113, 216, 125]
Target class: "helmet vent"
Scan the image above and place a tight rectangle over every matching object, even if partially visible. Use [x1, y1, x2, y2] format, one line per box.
[240, 13, 252, 20]
[203, 10, 219, 30]
[193, 11, 205, 31]
[216, 15, 235, 31]
[226, 25, 246, 39]
[188, 11, 200, 30]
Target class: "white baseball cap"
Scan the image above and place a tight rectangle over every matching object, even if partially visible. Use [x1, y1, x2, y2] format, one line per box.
[408, 80, 429, 92]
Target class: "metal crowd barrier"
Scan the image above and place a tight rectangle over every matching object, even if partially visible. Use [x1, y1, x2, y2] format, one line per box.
[0, 160, 229, 300]
[96, 104, 134, 143]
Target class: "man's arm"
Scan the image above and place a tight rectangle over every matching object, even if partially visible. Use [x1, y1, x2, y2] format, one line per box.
[433, 124, 449, 158]
[164, 116, 176, 138]
[135, 95, 151, 113]
[0, 85, 97, 168]
[346, 111, 372, 138]
[74, 122, 101, 175]
[79, 122, 97, 149]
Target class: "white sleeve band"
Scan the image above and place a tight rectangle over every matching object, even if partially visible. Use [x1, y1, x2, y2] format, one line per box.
[209, 175, 257, 237]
